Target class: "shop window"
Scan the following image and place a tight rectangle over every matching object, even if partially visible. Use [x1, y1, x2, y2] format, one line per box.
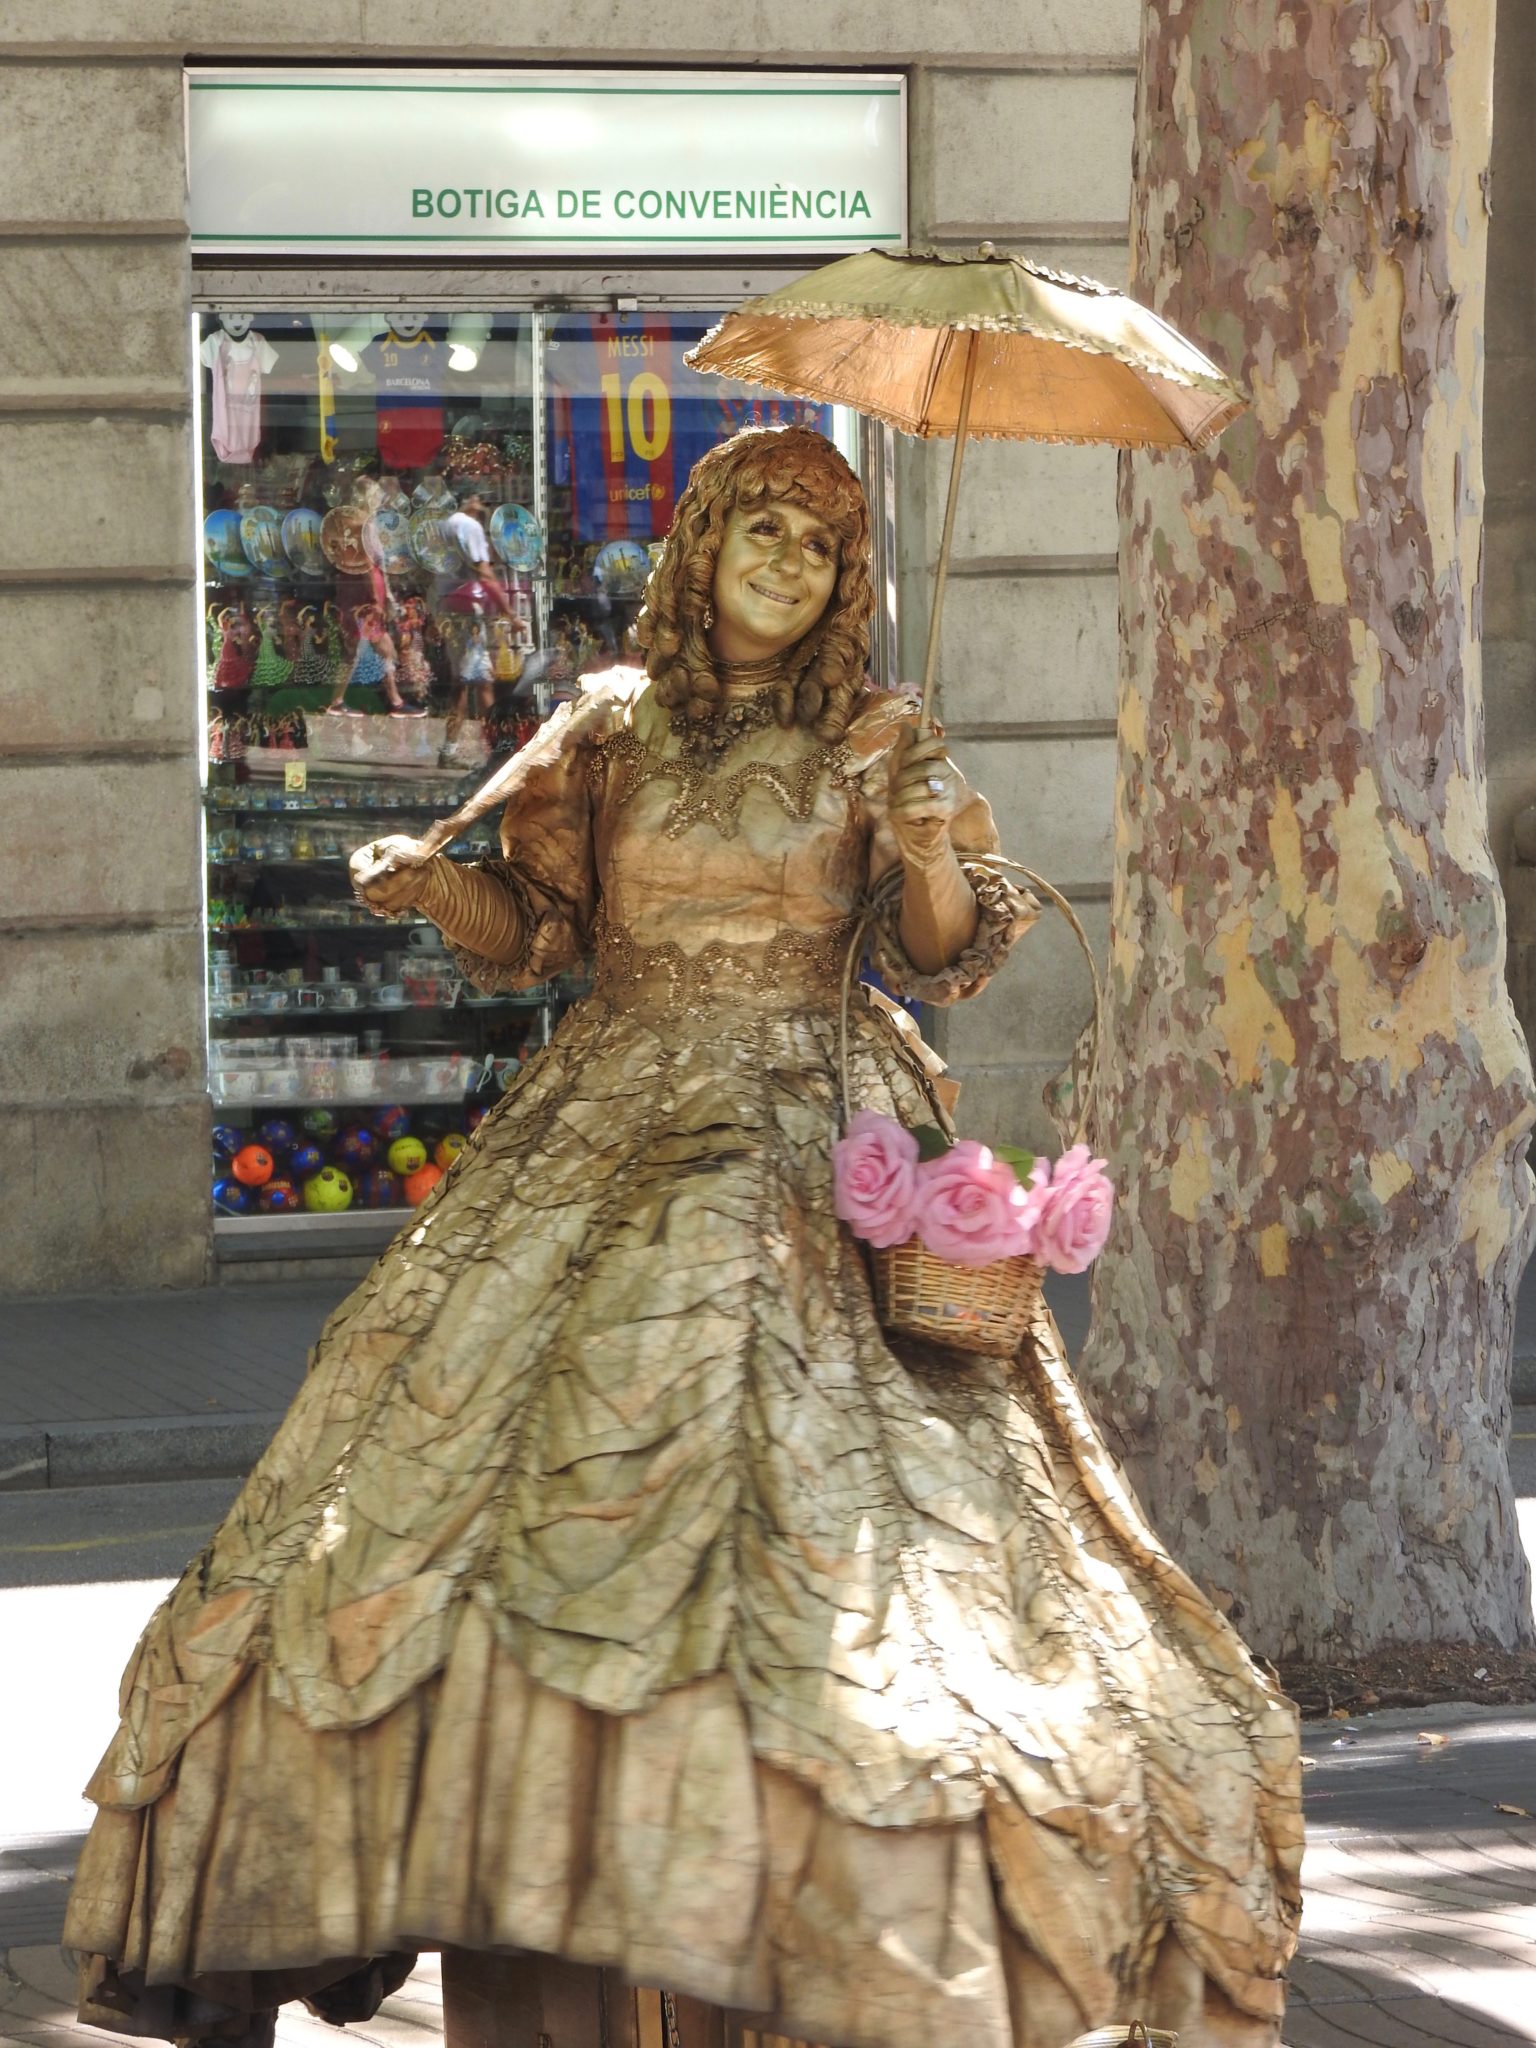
[198, 305, 852, 1237]
[542, 311, 836, 682]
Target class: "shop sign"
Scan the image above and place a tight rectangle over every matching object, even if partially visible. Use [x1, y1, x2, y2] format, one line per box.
[187, 68, 906, 257]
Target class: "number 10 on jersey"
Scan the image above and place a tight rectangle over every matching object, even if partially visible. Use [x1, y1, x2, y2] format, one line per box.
[600, 371, 671, 464]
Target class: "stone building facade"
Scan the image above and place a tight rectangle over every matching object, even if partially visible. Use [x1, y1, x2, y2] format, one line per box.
[1, 1, 1529, 1295]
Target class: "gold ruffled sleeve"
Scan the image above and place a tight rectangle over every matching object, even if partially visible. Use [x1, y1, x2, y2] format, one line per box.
[846, 690, 1039, 1004]
[445, 674, 634, 994]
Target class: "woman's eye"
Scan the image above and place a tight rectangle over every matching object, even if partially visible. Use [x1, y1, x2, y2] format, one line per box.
[806, 539, 832, 561]
[750, 518, 779, 538]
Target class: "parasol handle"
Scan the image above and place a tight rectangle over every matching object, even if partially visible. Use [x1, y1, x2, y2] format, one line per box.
[919, 330, 978, 726]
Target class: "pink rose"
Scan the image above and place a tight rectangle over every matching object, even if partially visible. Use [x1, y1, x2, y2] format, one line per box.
[1016, 1156, 1053, 1244]
[1029, 1144, 1114, 1274]
[912, 1140, 1034, 1267]
[833, 1110, 921, 1248]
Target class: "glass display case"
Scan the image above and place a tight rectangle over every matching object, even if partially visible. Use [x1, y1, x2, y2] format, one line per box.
[204, 769, 573, 1230]
[198, 303, 857, 1244]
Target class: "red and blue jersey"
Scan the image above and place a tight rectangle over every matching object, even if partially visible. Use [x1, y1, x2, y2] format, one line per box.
[546, 315, 831, 545]
[362, 330, 446, 471]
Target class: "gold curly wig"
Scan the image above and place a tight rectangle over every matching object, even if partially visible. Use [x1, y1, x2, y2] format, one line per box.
[635, 426, 874, 742]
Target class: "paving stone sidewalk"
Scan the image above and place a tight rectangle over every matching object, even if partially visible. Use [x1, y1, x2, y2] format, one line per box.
[2, 1704, 1533, 2045]
[4, 1269, 1534, 1432]
[0, 1281, 349, 1488]
[0, 1273, 1096, 1487]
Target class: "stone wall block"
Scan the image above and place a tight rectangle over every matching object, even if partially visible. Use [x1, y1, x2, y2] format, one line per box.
[0, 418, 193, 574]
[951, 734, 1116, 884]
[1485, 0, 1536, 971]
[1482, 357, 1536, 496]
[0, 927, 205, 1106]
[8, 1104, 210, 1296]
[0, 588, 198, 754]
[0, 760, 202, 921]
[945, 1060, 1067, 1156]
[938, 572, 1117, 725]
[920, 434, 1120, 562]
[944, 896, 1108, 1070]
[923, 71, 1134, 231]
[57, 0, 1143, 63]
[1025, 240, 1131, 291]
[3, 1, 362, 46]
[1482, 510, 1536, 644]
[0, 64, 187, 226]
[0, 239, 192, 386]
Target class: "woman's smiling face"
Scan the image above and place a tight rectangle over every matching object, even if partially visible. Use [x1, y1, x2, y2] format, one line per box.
[708, 498, 840, 662]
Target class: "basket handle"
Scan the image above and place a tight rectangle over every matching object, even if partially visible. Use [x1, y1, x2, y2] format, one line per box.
[837, 854, 1103, 1147]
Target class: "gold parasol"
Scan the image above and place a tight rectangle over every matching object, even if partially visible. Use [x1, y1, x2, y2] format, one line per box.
[685, 243, 1247, 720]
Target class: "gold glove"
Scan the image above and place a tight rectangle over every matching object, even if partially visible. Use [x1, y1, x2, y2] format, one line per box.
[350, 837, 525, 965]
[414, 857, 525, 965]
[898, 843, 980, 974]
[886, 725, 979, 972]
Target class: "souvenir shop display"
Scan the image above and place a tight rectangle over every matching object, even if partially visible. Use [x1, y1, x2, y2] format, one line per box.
[203, 759, 581, 1232]
[197, 305, 848, 1237]
[197, 312, 539, 1232]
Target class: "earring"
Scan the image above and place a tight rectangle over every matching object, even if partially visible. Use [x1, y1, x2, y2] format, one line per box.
[702, 601, 715, 634]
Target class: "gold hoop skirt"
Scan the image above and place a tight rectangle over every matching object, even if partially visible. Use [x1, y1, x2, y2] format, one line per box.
[65, 680, 1301, 2048]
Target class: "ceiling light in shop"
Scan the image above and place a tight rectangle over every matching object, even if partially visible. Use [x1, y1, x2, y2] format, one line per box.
[448, 316, 493, 373]
[327, 321, 381, 374]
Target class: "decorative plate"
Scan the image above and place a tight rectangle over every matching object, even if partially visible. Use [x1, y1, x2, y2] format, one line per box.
[410, 509, 460, 576]
[320, 506, 370, 574]
[203, 509, 252, 581]
[239, 505, 286, 577]
[489, 502, 542, 570]
[367, 505, 416, 573]
[593, 537, 652, 596]
[410, 477, 455, 513]
[280, 507, 327, 579]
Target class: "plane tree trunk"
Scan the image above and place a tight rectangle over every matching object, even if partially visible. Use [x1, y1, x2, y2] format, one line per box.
[1080, 0, 1536, 1658]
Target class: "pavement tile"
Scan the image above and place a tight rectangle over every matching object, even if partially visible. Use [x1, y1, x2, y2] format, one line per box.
[1286, 1952, 1379, 2005]
[0, 1285, 336, 1430]
[1444, 1829, 1536, 1879]
[1284, 1998, 1534, 2047]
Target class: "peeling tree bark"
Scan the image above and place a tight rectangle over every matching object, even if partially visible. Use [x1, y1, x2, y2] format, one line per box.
[1083, 0, 1536, 1658]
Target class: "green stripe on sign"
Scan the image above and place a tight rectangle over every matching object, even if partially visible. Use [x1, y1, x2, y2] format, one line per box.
[191, 233, 903, 245]
[188, 83, 901, 97]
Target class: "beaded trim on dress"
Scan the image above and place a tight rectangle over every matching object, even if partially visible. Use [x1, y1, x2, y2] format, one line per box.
[592, 905, 860, 1015]
[597, 727, 857, 842]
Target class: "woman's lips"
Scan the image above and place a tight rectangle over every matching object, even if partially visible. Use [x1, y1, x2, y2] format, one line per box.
[747, 580, 799, 607]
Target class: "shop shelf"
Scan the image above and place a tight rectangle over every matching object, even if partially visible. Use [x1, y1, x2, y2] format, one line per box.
[213, 1211, 404, 1256]
[204, 799, 458, 819]
[206, 854, 495, 869]
[213, 1090, 478, 1108]
[207, 920, 434, 935]
[210, 995, 547, 1021]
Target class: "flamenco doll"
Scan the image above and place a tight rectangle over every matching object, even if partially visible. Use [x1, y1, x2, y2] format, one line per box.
[65, 427, 1300, 2048]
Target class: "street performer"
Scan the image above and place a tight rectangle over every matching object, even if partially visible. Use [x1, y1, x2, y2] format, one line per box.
[65, 427, 1301, 2048]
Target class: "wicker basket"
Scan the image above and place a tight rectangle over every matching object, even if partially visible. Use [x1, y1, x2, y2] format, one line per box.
[871, 1237, 1044, 1357]
[839, 854, 1101, 1359]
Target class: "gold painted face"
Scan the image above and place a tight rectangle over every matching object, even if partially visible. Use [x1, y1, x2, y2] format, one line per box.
[707, 498, 840, 663]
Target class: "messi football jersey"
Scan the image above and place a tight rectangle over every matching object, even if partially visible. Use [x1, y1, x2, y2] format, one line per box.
[362, 330, 446, 471]
[546, 315, 831, 545]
